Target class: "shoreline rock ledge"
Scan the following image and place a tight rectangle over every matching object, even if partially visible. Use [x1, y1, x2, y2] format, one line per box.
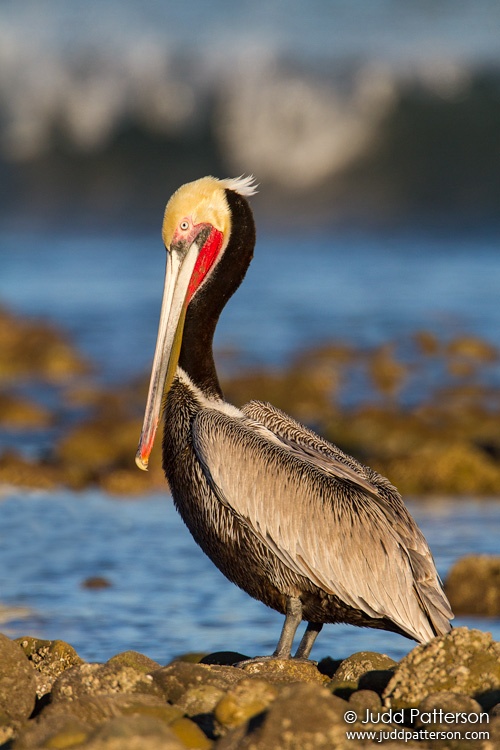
[0, 627, 497, 749]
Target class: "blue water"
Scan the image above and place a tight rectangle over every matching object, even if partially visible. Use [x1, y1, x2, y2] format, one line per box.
[1, 227, 500, 383]
[0, 490, 498, 665]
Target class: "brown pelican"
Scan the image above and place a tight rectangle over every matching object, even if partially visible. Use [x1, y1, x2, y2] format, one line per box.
[136, 176, 453, 659]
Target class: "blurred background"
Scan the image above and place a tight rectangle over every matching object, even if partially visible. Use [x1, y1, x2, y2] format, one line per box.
[1, 0, 500, 228]
[0, 0, 499, 664]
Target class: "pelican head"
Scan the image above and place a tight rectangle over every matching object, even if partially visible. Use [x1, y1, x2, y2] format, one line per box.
[136, 175, 257, 470]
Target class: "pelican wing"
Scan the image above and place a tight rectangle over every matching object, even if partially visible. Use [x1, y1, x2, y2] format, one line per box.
[242, 401, 429, 552]
[192, 407, 452, 642]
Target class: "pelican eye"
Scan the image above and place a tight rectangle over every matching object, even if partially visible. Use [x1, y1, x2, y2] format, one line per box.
[179, 220, 189, 231]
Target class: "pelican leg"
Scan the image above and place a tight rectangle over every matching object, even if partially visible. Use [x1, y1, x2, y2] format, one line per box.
[294, 621, 323, 659]
[272, 596, 303, 658]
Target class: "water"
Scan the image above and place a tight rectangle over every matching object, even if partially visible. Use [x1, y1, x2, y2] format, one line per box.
[1, 226, 500, 385]
[0, 490, 498, 665]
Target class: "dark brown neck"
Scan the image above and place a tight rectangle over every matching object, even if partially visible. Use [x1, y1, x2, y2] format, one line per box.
[178, 189, 256, 398]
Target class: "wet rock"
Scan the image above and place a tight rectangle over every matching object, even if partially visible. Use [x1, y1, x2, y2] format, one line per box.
[348, 689, 382, 716]
[175, 684, 225, 717]
[82, 576, 112, 589]
[56, 416, 141, 480]
[216, 682, 350, 750]
[330, 651, 397, 698]
[51, 662, 163, 703]
[0, 632, 37, 722]
[169, 716, 212, 749]
[174, 653, 209, 664]
[200, 652, 249, 666]
[151, 662, 242, 704]
[237, 658, 329, 685]
[0, 393, 51, 428]
[13, 707, 92, 749]
[106, 650, 162, 674]
[377, 439, 500, 496]
[0, 708, 18, 747]
[383, 627, 500, 710]
[446, 335, 497, 363]
[415, 691, 486, 729]
[445, 555, 500, 616]
[79, 715, 185, 750]
[0, 451, 60, 490]
[0, 307, 89, 382]
[316, 656, 343, 678]
[16, 636, 84, 699]
[56, 412, 165, 493]
[13, 695, 182, 749]
[367, 343, 409, 400]
[214, 678, 278, 730]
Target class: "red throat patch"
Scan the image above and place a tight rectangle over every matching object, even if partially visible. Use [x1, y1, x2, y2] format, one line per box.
[186, 227, 224, 304]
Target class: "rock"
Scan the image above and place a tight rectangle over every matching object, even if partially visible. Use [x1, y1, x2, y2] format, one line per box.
[237, 658, 328, 685]
[415, 691, 486, 729]
[446, 336, 497, 362]
[0, 452, 60, 490]
[330, 651, 397, 698]
[56, 413, 165, 493]
[348, 689, 382, 716]
[0, 632, 37, 722]
[169, 717, 212, 749]
[0, 393, 51, 429]
[80, 715, 185, 750]
[82, 576, 112, 589]
[378, 439, 500, 496]
[317, 656, 343, 678]
[0, 708, 18, 747]
[200, 652, 249, 666]
[106, 651, 162, 674]
[173, 653, 208, 664]
[216, 682, 350, 750]
[13, 708, 92, 749]
[214, 678, 278, 730]
[175, 684, 225, 717]
[14, 694, 183, 749]
[383, 627, 500, 710]
[151, 662, 242, 704]
[16, 636, 84, 698]
[51, 662, 163, 703]
[0, 307, 89, 382]
[445, 555, 500, 616]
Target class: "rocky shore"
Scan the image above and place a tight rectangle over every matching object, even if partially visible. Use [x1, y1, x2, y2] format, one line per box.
[1, 307, 500, 496]
[0, 627, 497, 749]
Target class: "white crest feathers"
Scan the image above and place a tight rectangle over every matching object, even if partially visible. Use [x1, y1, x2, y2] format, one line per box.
[219, 175, 258, 197]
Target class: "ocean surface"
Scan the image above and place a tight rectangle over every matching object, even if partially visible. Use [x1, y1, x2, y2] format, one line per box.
[0, 490, 499, 665]
[0, 0, 499, 665]
[2, 225, 500, 386]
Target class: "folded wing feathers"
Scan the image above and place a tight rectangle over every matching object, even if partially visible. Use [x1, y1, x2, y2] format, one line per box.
[192, 404, 452, 642]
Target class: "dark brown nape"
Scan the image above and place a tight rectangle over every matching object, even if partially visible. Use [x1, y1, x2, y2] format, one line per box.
[178, 188, 256, 398]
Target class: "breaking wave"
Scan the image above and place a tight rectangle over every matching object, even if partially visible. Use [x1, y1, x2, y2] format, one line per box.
[1, 1, 499, 226]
